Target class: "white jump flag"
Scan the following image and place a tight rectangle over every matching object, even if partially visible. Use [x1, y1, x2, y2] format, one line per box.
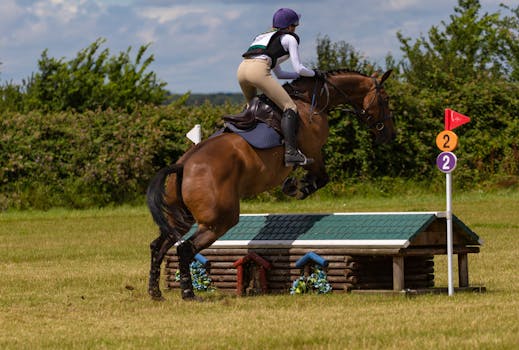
[186, 124, 202, 144]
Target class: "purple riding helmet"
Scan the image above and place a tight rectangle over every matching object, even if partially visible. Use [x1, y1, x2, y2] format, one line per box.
[272, 8, 300, 29]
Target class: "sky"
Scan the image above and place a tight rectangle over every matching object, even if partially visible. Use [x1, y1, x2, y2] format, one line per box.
[0, 0, 514, 93]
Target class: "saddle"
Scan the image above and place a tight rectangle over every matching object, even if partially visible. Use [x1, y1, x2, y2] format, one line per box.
[223, 95, 283, 134]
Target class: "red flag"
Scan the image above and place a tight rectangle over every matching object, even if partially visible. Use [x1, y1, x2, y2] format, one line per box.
[445, 108, 471, 130]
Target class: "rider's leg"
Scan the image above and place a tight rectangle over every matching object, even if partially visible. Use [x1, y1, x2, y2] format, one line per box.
[264, 86, 314, 166]
[237, 59, 258, 106]
[240, 60, 313, 166]
[280, 109, 314, 166]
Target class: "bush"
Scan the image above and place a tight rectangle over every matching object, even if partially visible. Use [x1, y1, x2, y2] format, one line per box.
[0, 101, 240, 209]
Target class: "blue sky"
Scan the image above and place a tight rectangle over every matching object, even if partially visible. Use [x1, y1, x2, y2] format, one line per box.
[0, 0, 513, 93]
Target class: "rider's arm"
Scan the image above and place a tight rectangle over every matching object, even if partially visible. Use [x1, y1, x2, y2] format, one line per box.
[272, 65, 299, 79]
[282, 35, 315, 77]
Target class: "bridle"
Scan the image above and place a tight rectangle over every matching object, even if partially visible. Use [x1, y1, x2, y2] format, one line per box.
[305, 75, 393, 134]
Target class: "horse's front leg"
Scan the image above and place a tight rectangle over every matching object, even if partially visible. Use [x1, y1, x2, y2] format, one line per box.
[297, 172, 330, 199]
[282, 161, 329, 200]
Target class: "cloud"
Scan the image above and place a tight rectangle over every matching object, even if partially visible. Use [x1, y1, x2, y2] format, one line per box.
[1, 0, 516, 92]
[138, 6, 206, 24]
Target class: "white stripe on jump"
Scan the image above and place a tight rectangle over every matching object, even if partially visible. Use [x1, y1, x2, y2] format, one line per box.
[212, 239, 410, 249]
[238, 212, 446, 217]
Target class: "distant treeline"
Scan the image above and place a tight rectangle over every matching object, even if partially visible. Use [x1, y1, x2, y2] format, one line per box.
[167, 93, 245, 106]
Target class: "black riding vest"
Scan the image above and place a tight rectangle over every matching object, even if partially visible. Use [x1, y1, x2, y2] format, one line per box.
[242, 30, 300, 68]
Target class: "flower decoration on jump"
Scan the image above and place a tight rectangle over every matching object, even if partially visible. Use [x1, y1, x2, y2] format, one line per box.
[175, 259, 214, 292]
[290, 251, 332, 295]
[290, 265, 332, 294]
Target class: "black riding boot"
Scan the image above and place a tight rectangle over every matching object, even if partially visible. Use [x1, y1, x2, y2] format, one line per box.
[281, 109, 314, 167]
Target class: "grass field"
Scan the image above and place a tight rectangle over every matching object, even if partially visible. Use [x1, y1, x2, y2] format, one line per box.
[1, 189, 518, 349]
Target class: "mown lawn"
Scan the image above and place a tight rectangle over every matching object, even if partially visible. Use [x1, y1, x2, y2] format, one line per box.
[1, 190, 518, 349]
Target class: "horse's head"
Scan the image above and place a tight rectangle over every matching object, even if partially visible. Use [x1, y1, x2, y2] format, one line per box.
[357, 70, 395, 144]
[292, 69, 396, 144]
[286, 69, 396, 143]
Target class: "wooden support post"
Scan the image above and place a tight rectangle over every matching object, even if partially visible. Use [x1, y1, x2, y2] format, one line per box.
[392, 256, 405, 291]
[458, 253, 469, 288]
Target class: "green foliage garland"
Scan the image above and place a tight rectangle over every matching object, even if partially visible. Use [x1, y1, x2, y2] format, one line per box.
[290, 266, 332, 295]
[175, 261, 214, 292]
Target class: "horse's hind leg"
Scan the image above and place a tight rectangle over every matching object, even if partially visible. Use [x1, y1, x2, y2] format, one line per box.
[177, 224, 235, 300]
[148, 232, 177, 301]
[177, 239, 198, 300]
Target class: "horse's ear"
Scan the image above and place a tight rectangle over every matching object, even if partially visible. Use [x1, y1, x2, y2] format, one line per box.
[371, 71, 379, 78]
[380, 70, 393, 84]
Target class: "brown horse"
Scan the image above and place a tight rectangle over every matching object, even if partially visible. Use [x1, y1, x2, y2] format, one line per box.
[146, 69, 395, 300]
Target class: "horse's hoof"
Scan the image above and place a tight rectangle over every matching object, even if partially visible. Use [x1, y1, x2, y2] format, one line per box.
[183, 295, 204, 302]
[149, 289, 165, 301]
[281, 177, 298, 197]
[151, 295, 166, 302]
[181, 289, 203, 302]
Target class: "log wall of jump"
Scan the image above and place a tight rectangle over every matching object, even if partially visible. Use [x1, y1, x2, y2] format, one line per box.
[165, 248, 435, 294]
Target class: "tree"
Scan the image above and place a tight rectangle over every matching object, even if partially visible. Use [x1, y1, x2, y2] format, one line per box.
[397, 0, 517, 87]
[14, 38, 168, 113]
[315, 35, 374, 73]
[500, 4, 519, 81]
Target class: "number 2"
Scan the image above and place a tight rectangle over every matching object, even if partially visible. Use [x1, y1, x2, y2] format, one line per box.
[442, 155, 451, 170]
[443, 134, 450, 149]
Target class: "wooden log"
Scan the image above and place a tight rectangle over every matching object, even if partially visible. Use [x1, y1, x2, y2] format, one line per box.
[392, 256, 405, 291]
[325, 269, 352, 277]
[458, 253, 469, 288]
[357, 273, 434, 283]
[210, 275, 237, 282]
[345, 261, 360, 270]
[267, 281, 292, 290]
[402, 247, 479, 255]
[203, 262, 235, 269]
[199, 248, 250, 255]
[404, 266, 435, 274]
[206, 268, 237, 275]
[268, 274, 294, 282]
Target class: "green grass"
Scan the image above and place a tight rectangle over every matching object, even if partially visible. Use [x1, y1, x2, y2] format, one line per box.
[1, 190, 518, 349]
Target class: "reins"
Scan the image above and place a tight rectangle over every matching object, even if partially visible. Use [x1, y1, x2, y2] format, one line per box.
[286, 72, 392, 133]
[312, 75, 392, 132]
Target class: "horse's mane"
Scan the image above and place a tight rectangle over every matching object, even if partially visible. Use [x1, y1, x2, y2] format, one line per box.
[289, 69, 369, 85]
[283, 69, 370, 97]
[284, 69, 370, 94]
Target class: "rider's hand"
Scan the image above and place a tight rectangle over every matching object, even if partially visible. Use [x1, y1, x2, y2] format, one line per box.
[313, 69, 326, 80]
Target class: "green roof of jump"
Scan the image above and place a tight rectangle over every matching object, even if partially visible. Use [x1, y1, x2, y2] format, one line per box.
[185, 212, 481, 249]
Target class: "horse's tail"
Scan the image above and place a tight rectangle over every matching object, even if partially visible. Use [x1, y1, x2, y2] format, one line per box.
[146, 163, 192, 241]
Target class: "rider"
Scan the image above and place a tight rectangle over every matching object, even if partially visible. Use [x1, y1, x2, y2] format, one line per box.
[237, 8, 320, 166]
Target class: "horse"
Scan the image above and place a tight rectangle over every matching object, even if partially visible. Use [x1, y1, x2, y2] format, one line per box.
[146, 69, 395, 301]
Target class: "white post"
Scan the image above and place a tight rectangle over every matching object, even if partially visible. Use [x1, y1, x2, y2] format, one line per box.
[446, 172, 454, 296]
